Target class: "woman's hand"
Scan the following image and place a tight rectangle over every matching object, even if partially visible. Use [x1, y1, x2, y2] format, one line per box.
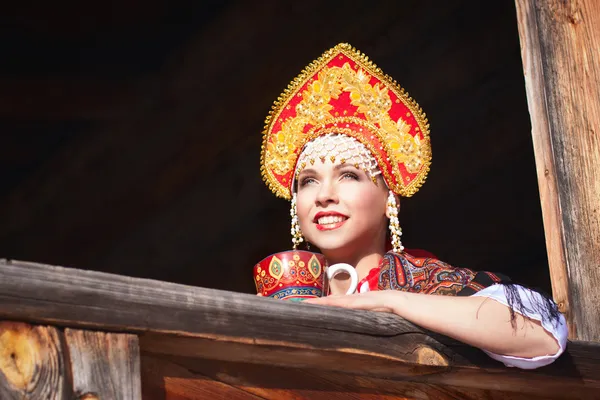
[304, 290, 403, 314]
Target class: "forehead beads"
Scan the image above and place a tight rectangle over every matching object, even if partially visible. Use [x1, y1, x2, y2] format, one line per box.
[295, 134, 381, 182]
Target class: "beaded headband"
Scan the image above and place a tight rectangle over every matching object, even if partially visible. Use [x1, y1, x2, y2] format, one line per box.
[261, 43, 431, 200]
[296, 134, 381, 184]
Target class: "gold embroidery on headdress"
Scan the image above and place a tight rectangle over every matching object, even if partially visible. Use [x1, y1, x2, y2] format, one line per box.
[261, 43, 431, 199]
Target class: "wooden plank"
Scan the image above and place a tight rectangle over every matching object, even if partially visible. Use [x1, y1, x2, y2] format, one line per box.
[141, 354, 264, 400]
[0, 259, 419, 338]
[65, 329, 141, 400]
[0, 259, 599, 397]
[146, 355, 577, 400]
[515, 0, 600, 340]
[139, 333, 600, 399]
[0, 321, 70, 399]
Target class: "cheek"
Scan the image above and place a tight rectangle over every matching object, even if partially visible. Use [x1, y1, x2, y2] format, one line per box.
[345, 187, 385, 214]
[343, 188, 387, 229]
[295, 192, 312, 224]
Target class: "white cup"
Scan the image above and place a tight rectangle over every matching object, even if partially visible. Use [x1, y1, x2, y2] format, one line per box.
[326, 263, 358, 295]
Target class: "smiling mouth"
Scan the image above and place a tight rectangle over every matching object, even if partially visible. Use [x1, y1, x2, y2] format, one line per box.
[315, 215, 348, 231]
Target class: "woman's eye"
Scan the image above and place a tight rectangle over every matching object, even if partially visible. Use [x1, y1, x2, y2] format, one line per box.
[299, 177, 316, 187]
[341, 172, 359, 180]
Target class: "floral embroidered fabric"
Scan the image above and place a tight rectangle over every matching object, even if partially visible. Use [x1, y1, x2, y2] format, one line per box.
[357, 251, 507, 295]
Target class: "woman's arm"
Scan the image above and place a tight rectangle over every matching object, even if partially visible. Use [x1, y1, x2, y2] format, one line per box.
[305, 289, 562, 359]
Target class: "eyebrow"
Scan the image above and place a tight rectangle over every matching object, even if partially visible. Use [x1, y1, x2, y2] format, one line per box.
[298, 163, 357, 176]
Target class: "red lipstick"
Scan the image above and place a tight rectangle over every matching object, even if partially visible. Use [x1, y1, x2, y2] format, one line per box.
[313, 211, 349, 231]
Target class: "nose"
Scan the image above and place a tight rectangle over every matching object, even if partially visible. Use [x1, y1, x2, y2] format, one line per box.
[315, 180, 338, 206]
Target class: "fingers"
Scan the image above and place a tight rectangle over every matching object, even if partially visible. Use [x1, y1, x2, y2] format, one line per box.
[303, 297, 342, 305]
[305, 294, 373, 308]
[304, 292, 397, 314]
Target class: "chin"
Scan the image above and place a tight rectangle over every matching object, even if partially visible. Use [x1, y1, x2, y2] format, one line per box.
[305, 234, 354, 254]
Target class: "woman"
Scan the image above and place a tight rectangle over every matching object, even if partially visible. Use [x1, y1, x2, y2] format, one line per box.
[259, 43, 567, 369]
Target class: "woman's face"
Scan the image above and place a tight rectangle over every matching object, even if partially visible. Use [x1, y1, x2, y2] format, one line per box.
[296, 161, 389, 258]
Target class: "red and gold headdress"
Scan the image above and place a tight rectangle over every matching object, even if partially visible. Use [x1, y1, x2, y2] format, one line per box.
[261, 43, 431, 200]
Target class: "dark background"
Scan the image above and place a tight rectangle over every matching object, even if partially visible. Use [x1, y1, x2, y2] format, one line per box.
[0, 0, 551, 295]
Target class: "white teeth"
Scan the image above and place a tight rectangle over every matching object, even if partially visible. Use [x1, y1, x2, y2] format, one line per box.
[317, 215, 345, 225]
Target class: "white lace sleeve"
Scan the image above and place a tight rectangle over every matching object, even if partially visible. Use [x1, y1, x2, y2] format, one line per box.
[472, 284, 568, 370]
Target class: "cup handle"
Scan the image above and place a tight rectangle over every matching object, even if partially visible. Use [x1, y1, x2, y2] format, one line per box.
[326, 263, 358, 295]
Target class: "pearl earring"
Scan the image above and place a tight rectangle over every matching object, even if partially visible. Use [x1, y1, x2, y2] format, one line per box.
[290, 193, 304, 249]
[387, 191, 404, 253]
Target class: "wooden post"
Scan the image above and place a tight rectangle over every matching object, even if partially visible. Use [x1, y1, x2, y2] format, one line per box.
[515, 0, 600, 340]
[0, 321, 141, 399]
[65, 329, 141, 400]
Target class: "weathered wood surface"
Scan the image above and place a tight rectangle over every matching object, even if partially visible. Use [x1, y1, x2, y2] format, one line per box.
[0, 321, 141, 400]
[515, 0, 600, 340]
[0, 322, 69, 399]
[139, 333, 600, 399]
[1, 259, 599, 398]
[0, 259, 413, 336]
[66, 329, 141, 400]
[141, 354, 568, 400]
[141, 355, 264, 400]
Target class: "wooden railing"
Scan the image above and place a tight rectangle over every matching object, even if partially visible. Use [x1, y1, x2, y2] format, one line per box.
[0, 259, 599, 399]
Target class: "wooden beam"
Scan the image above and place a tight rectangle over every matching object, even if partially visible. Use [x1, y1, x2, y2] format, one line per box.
[141, 355, 264, 400]
[0, 259, 599, 398]
[515, 0, 600, 340]
[139, 333, 600, 399]
[0, 260, 422, 338]
[143, 355, 563, 400]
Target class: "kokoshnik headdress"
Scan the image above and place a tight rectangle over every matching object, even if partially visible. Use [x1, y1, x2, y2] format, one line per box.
[260, 43, 432, 252]
[260, 43, 432, 200]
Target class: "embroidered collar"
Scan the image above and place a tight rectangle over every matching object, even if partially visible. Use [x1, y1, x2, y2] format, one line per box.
[357, 249, 438, 293]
